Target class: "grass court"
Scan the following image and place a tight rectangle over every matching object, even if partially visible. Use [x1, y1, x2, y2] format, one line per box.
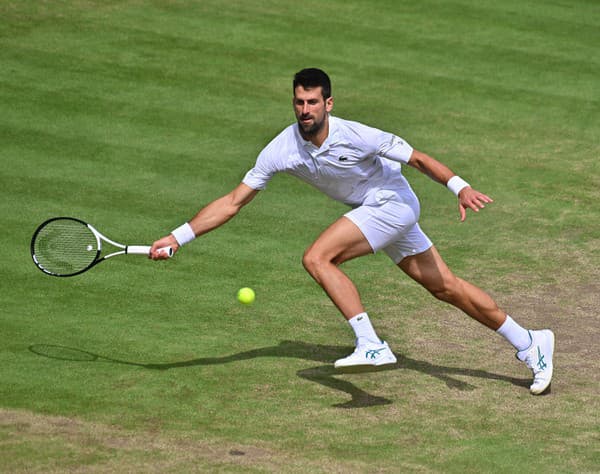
[1, 1, 598, 472]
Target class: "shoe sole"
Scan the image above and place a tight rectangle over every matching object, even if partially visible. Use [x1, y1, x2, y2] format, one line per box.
[334, 355, 397, 370]
[530, 330, 555, 395]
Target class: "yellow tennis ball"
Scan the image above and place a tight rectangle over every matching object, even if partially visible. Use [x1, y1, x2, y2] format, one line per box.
[237, 287, 255, 305]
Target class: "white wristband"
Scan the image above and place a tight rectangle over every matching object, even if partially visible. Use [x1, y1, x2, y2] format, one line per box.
[171, 222, 195, 246]
[447, 176, 470, 196]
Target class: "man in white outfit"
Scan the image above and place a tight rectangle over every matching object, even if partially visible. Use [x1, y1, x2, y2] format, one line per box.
[150, 68, 554, 395]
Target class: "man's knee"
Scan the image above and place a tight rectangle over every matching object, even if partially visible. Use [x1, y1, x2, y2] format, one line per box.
[302, 246, 322, 275]
[426, 275, 462, 303]
[302, 245, 339, 277]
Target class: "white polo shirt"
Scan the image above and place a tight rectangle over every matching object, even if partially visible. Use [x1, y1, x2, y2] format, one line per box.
[243, 115, 417, 208]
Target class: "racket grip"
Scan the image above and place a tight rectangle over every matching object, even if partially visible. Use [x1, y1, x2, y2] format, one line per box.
[127, 245, 173, 257]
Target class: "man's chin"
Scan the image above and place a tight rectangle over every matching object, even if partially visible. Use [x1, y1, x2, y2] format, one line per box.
[298, 121, 318, 136]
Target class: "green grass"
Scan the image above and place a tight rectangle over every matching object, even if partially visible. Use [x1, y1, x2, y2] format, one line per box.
[1, 0, 599, 472]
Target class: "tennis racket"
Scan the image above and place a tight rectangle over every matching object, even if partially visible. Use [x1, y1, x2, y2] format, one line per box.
[31, 217, 172, 277]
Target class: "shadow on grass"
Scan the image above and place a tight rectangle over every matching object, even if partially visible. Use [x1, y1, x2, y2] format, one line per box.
[29, 340, 529, 408]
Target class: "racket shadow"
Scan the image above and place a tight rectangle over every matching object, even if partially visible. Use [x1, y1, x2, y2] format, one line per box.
[28, 340, 343, 369]
[28, 344, 149, 367]
[28, 341, 530, 408]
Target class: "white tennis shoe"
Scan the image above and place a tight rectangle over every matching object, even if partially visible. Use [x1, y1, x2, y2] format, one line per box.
[516, 329, 555, 395]
[334, 341, 397, 369]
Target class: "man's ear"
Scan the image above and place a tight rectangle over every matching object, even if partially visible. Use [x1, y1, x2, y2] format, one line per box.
[326, 96, 334, 112]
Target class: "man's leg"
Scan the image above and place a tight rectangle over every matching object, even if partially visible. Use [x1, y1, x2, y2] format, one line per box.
[302, 216, 396, 368]
[302, 216, 373, 319]
[398, 245, 506, 329]
[398, 246, 554, 394]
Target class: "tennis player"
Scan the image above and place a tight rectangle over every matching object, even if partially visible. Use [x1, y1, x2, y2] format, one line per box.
[150, 68, 554, 395]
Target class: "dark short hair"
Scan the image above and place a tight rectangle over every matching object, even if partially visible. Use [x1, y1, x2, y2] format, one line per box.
[293, 68, 331, 100]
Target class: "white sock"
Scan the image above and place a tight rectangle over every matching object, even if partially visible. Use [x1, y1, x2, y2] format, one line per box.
[348, 312, 381, 345]
[496, 315, 531, 352]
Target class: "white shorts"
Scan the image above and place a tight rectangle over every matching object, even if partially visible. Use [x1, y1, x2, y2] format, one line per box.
[344, 190, 433, 264]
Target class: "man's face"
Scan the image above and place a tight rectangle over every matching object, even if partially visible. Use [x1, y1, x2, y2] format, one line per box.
[293, 86, 333, 138]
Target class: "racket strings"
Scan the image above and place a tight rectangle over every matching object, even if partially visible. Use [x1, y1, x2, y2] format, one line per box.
[33, 220, 98, 275]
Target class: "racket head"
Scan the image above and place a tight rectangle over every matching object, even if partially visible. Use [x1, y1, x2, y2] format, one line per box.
[31, 217, 101, 277]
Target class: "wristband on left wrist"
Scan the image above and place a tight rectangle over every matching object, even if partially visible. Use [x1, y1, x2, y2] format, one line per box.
[447, 176, 470, 196]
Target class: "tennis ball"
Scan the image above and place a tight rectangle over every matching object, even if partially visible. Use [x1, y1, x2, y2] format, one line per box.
[237, 287, 255, 305]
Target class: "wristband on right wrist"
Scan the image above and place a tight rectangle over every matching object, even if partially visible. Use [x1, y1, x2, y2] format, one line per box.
[171, 222, 195, 246]
[447, 175, 470, 196]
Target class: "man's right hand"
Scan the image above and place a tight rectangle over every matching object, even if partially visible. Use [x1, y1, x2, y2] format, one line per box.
[149, 235, 180, 260]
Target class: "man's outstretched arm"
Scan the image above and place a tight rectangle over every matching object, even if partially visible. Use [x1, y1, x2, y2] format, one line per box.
[407, 149, 493, 221]
[149, 182, 259, 259]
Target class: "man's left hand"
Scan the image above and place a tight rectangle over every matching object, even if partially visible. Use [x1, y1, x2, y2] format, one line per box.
[458, 187, 493, 222]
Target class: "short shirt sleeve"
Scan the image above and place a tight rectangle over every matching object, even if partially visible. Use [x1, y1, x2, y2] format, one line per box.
[242, 154, 273, 191]
[242, 128, 289, 190]
[342, 119, 413, 164]
[377, 133, 414, 164]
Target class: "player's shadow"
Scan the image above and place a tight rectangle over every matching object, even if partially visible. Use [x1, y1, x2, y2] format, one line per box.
[29, 340, 529, 408]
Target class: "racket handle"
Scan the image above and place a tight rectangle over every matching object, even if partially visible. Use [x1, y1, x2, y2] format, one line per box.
[127, 245, 173, 257]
